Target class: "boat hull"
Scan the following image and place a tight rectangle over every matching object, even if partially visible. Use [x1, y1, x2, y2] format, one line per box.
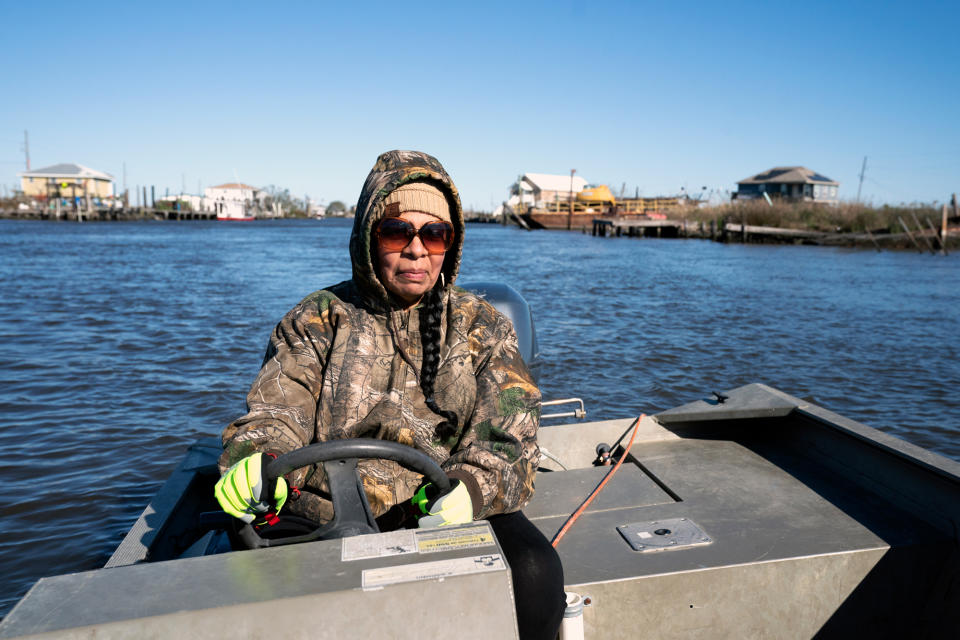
[3, 384, 959, 638]
[522, 212, 605, 230]
[520, 212, 668, 231]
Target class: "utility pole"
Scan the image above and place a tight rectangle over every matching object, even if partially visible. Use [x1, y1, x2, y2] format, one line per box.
[23, 130, 30, 170]
[856, 156, 867, 202]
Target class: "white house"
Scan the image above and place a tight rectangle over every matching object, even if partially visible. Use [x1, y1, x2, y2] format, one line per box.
[509, 173, 589, 210]
[204, 183, 264, 220]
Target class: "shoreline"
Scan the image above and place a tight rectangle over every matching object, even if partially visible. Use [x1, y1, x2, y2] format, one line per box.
[584, 216, 959, 252]
[0, 207, 216, 222]
[508, 199, 959, 252]
[4, 208, 957, 253]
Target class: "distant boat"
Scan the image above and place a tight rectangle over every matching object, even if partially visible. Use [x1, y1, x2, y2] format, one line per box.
[216, 211, 255, 221]
[214, 199, 255, 221]
[208, 183, 260, 221]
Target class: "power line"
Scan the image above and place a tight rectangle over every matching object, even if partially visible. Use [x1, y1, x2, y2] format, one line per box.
[856, 156, 867, 202]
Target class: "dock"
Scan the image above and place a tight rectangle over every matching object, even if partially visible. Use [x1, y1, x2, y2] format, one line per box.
[590, 217, 957, 251]
[592, 218, 694, 238]
[516, 197, 685, 232]
[2, 207, 217, 222]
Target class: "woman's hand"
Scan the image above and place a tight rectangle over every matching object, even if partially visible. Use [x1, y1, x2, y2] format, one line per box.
[412, 479, 473, 528]
[214, 453, 288, 524]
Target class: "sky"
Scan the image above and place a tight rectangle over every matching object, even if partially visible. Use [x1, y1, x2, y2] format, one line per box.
[2, 0, 958, 210]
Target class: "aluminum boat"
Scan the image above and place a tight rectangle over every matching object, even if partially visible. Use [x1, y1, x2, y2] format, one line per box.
[2, 286, 958, 639]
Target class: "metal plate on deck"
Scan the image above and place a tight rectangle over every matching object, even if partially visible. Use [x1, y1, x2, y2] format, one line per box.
[617, 517, 712, 552]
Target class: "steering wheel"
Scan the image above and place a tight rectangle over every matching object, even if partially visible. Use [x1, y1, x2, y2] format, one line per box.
[237, 439, 450, 549]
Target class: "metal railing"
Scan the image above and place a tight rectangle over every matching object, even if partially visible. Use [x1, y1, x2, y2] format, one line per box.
[541, 397, 586, 421]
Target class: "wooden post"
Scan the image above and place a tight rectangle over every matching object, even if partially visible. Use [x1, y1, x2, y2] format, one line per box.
[942, 204, 950, 256]
[865, 228, 881, 252]
[898, 216, 923, 252]
[926, 217, 945, 255]
[910, 211, 935, 254]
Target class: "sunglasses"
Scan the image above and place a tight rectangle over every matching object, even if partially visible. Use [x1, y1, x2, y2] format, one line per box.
[375, 218, 454, 255]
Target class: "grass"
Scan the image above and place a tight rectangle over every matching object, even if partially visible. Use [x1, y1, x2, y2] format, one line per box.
[684, 200, 944, 234]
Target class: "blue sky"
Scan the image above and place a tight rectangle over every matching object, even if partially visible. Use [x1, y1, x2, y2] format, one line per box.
[2, 1, 957, 209]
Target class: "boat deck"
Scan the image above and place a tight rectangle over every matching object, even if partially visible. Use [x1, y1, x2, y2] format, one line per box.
[530, 387, 960, 637]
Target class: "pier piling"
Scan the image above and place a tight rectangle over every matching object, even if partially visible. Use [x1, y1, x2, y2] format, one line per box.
[911, 211, 936, 254]
[942, 205, 950, 256]
[898, 216, 924, 253]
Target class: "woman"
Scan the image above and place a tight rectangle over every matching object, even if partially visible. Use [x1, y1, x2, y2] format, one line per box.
[214, 150, 565, 640]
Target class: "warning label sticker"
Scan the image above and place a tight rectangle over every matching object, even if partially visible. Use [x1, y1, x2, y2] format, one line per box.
[341, 523, 496, 561]
[362, 554, 506, 590]
[342, 529, 418, 562]
[415, 524, 496, 554]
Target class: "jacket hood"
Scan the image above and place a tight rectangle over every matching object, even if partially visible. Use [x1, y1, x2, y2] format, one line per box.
[350, 150, 464, 310]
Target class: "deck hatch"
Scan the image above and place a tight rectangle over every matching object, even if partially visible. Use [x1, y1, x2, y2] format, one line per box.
[617, 517, 712, 552]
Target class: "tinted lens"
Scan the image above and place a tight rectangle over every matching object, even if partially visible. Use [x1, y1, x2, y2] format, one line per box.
[376, 219, 453, 254]
[376, 218, 415, 251]
[419, 222, 454, 253]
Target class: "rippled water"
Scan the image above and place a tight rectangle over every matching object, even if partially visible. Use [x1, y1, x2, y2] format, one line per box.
[1, 218, 957, 617]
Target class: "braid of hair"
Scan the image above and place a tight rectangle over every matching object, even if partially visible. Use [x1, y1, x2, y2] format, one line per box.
[420, 285, 459, 440]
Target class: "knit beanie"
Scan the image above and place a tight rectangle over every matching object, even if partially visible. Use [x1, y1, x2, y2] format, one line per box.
[382, 182, 451, 223]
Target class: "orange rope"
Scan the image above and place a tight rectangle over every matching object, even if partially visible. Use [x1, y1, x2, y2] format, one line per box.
[551, 414, 644, 548]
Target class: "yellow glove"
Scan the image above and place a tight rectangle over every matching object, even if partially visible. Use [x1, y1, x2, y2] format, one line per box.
[214, 453, 288, 524]
[412, 479, 473, 528]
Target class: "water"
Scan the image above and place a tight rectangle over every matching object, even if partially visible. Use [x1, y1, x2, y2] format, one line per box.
[1, 218, 957, 617]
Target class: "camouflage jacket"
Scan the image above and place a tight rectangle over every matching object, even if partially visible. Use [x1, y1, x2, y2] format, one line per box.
[219, 151, 541, 522]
